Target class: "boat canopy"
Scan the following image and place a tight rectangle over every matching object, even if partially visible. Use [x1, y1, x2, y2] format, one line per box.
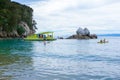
[24, 31, 56, 41]
[37, 31, 54, 35]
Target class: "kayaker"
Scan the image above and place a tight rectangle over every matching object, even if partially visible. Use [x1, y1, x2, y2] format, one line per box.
[103, 38, 106, 43]
[43, 41, 46, 45]
[100, 40, 103, 43]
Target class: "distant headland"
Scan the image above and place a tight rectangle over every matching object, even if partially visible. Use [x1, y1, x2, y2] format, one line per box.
[66, 27, 97, 39]
[0, 0, 37, 38]
[98, 34, 120, 37]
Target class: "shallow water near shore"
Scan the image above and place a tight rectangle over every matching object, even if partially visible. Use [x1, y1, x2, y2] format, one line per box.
[0, 37, 120, 80]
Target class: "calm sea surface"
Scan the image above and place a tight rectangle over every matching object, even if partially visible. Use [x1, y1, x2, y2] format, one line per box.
[0, 37, 120, 80]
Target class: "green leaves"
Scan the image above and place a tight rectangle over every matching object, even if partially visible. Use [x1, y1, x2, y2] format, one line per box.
[17, 26, 25, 35]
[0, 0, 37, 36]
[0, 0, 10, 9]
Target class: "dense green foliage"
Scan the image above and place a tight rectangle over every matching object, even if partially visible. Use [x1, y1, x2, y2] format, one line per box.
[0, 0, 36, 34]
[17, 26, 25, 35]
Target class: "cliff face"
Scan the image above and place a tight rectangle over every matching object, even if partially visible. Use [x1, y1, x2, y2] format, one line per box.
[0, 0, 36, 38]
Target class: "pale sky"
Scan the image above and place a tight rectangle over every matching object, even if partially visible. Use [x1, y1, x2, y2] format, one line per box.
[11, 0, 120, 36]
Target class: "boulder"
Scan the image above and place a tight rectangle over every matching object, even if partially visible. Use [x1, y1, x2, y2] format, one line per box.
[0, 21, 34, 38]
[19, 21, 31, 36]
[67, 27, 97, 39]
[76, 27, 85, 35]
[2, 32, 7, 38]
[84, 28, 90, 36]
[90, 34, 97, 39]
[76, 27, 90, 36]
[66, 35, 91, 39]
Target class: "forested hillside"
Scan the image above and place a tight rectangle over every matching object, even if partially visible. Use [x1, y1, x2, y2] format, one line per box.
[0, 0, 37, 38]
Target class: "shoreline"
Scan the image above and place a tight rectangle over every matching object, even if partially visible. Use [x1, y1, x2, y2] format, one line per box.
[0, 37, 23, 40]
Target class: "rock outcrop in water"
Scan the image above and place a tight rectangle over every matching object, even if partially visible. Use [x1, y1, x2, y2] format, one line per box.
[76, 27, 90, 36]
[67, 27, 97, 39]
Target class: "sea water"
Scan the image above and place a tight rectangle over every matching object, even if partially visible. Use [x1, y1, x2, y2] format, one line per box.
[0, 37, 120, 80]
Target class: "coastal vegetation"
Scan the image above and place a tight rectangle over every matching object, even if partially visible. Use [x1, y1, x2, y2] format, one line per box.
[0, 0, 37, 38]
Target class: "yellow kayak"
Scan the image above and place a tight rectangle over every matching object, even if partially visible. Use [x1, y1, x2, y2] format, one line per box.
[97, 41, 108, 43]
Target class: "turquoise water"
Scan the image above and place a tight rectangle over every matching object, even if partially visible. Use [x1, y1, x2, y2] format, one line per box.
[0, 37, 120, 80]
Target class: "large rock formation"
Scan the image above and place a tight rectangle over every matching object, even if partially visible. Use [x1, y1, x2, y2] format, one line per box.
[76, 27, 85, 35]
[0, 31, 19, 38]
[19, 21, 34, 37]
[0, 21, 34, 38]
[84, 28, 90, 36]
[76, 27, 90, 36]
[67, 27, 97, 39]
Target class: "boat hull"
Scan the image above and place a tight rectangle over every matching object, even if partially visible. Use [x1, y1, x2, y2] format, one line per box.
[24, 38, 56, 41]
[97, 41, 108, 44]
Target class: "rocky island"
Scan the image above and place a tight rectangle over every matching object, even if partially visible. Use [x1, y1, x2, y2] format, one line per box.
[0, 0, 37, 38]
[67, 27, 97, 39]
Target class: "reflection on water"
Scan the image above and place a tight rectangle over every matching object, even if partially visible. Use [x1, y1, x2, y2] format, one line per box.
[0, 54, 33, 80]
[0, 39, 32, 54]
[0, 38, 120, 80]
[0, 39, 33, 80]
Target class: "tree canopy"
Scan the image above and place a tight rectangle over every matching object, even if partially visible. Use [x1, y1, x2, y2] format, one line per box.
[0, 0, 36, 36]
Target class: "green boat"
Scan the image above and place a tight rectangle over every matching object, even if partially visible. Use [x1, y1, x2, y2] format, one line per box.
[24, 32, 56, 41]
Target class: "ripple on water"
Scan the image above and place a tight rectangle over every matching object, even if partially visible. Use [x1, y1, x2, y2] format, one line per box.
[0, 38, 120, 80]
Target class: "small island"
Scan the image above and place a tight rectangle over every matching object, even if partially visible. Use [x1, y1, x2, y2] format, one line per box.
[0, 0, 37, 38]
[67, 27, 97, 39]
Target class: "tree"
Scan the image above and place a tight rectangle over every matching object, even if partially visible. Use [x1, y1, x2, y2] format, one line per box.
[17, 26, 25, 36]
[0, 0, 36, 37]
